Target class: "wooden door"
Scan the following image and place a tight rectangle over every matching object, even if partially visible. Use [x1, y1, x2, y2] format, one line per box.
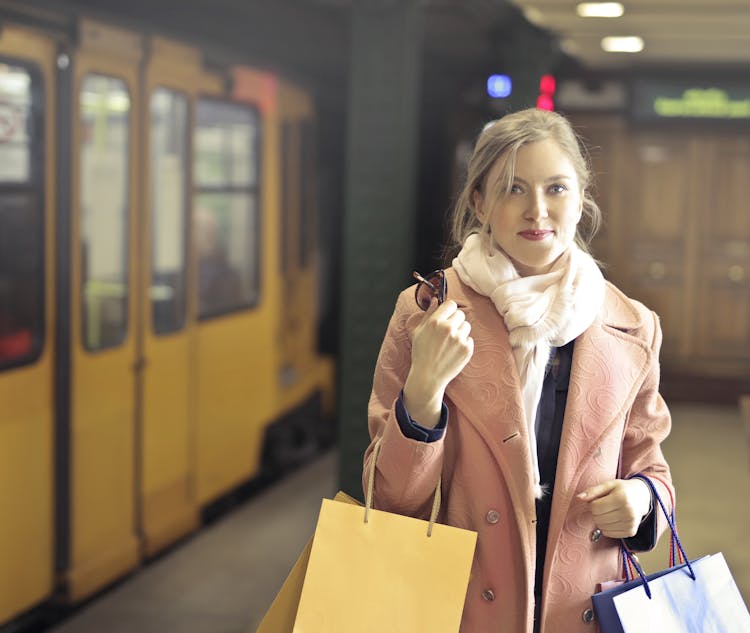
[692, 134, 750, 371]
[620, 132, 697, 359]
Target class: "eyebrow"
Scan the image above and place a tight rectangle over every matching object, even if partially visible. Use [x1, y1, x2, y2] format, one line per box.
[513, 175, 575, 184]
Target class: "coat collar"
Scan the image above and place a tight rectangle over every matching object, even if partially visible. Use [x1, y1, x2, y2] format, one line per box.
[600, 281, 643, 331]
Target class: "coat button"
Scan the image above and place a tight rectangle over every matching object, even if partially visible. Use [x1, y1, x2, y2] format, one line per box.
[482, 589, 495, 602]
[582, 608, 595, 623]
[590, 528, 602, 543]
[486, 509, 500, 524]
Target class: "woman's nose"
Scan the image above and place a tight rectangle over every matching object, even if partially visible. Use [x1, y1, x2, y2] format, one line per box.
[525, 192, 549, 220]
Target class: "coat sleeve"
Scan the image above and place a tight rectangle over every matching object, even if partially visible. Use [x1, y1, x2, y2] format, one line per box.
[619, 308, 675, 551]
[363, 289, 445, 520]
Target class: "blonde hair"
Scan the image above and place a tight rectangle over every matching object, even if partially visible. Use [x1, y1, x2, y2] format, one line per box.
[447, 108, 601, 259]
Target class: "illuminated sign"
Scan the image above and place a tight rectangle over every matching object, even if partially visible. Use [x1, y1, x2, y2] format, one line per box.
[537, 74, 556, 111]
[632, 80, 750, 121]
[654, 89, 750, 118]
[487, 74, 512, 98]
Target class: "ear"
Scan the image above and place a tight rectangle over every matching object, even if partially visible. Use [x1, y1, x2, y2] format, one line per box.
[472, 190, 486, 222]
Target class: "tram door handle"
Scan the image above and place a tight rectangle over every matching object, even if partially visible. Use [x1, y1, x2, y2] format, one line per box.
[131, 357, 148, 372]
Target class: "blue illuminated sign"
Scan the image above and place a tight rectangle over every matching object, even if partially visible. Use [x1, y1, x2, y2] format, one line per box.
[487, 74, 512, 98]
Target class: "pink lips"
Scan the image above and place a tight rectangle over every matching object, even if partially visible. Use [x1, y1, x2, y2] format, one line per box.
[518, 230, 553, 241]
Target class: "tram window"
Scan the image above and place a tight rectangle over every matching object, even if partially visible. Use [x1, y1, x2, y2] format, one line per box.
[0, 61, 44, 369]
[0, 62, 32, 182]
[194, 99, 260, 318]
[79, 74, 130, 351]
[150, 88, 188, 335]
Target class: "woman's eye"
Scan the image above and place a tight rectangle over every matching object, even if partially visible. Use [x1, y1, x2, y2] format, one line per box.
[549, 183, 567, 194]
[510, 183, 524, 194]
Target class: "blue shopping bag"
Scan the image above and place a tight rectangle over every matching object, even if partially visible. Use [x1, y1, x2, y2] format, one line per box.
[591, 475, 750, 633]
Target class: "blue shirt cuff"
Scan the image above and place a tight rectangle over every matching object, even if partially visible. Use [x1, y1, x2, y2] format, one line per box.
[395, 391, 448, 442]
[623, 479, 658, 551]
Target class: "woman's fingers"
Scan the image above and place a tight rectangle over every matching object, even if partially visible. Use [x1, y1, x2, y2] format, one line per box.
[578, 479, 652, 538]
[457, 320, 471, 339]
[411, 299, 474, 391]
[432, 298, 457, 320]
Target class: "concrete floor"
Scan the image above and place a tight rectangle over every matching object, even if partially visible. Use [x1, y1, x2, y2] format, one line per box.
[48, 402, 749, 633]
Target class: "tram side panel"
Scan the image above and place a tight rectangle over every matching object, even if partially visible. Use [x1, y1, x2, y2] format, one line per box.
[274, 80, 335, 458]
[228, 66, 289, 480]
[192, 76, 278, 504]
[0, 10, 336, 630]
[0, 24, 56, 625]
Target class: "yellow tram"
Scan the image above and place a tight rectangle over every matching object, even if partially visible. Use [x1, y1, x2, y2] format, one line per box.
[0, 6, 334, 627]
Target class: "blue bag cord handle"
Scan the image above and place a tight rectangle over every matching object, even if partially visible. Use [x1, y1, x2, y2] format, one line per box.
[620, 474, 696, 599]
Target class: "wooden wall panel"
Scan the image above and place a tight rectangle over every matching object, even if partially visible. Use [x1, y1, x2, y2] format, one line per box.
[571, 115, 750, 387]
[621, 134, 694, 359]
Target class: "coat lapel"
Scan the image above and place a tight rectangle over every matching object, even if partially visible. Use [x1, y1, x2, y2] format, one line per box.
[544, 283, 654, 569]
[441, 270, 538, 530]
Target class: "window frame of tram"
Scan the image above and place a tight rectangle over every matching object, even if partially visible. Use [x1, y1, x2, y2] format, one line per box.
[299, 120, 316, 269]
[193, 97, 261, 320]
[280, 119, 315, 275]
[79, 72, 131, 352]
[0, 58, 45, 371]
[280, 121, 292, 276]
[150, 86, 189, 336]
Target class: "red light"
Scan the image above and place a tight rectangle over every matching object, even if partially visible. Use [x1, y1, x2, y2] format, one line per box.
[539, 74, 556, 95]
[537, 94, 554, 111]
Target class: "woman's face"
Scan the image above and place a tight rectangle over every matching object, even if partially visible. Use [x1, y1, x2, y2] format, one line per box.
[474, 138, 583, 277]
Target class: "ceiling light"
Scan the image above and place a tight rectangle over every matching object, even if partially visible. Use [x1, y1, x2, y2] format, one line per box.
[523, 7, 545, 25]
[560, 39, 579, 55]
[601, 36, 644, 53]
[577, 2, 624, 18]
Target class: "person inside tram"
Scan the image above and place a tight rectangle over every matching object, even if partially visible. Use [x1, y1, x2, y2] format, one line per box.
[364, 107, 674, 633]
[194, 207, 241, 316]
[0, 266, 35, 362]
[0, 292, 33, 361]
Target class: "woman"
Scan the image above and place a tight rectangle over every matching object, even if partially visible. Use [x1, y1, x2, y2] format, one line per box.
[364, 108, 673, 633]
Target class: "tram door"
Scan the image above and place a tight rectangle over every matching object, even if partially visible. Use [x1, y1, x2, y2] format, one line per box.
[66, 19, 141, 600]
[277, 85, 319, 412]
[139, 37, 199, 557]
[0, 25, 56, 624]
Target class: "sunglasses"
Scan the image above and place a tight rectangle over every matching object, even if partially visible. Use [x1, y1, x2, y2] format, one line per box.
[413, 269, 447, 311]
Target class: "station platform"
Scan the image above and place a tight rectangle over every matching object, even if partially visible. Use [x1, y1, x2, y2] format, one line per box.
[49, 403, 748, 633]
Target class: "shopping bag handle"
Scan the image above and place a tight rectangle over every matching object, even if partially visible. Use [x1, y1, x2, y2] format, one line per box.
[620, 474, 696, 599]
[364, 438, 442, 537]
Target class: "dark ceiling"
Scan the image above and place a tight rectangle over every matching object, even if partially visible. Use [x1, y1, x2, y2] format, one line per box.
[25, 0, 552, 111]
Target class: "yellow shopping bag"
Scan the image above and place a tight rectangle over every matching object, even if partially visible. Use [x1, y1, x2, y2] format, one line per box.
[292, 439, 477, 633]
[255, 491, 361, 633]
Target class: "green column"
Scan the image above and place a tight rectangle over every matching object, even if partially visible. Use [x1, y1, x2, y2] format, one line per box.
[337, 0, 422, 498]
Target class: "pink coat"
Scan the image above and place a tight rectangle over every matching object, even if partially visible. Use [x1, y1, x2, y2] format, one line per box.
[365, 268, 673, 633]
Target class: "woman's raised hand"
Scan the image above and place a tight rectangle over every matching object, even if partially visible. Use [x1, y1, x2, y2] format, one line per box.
[402, 299, 474, 428]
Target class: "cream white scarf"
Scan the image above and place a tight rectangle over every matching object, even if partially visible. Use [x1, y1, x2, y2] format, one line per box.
[453, 233, 605, 499]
